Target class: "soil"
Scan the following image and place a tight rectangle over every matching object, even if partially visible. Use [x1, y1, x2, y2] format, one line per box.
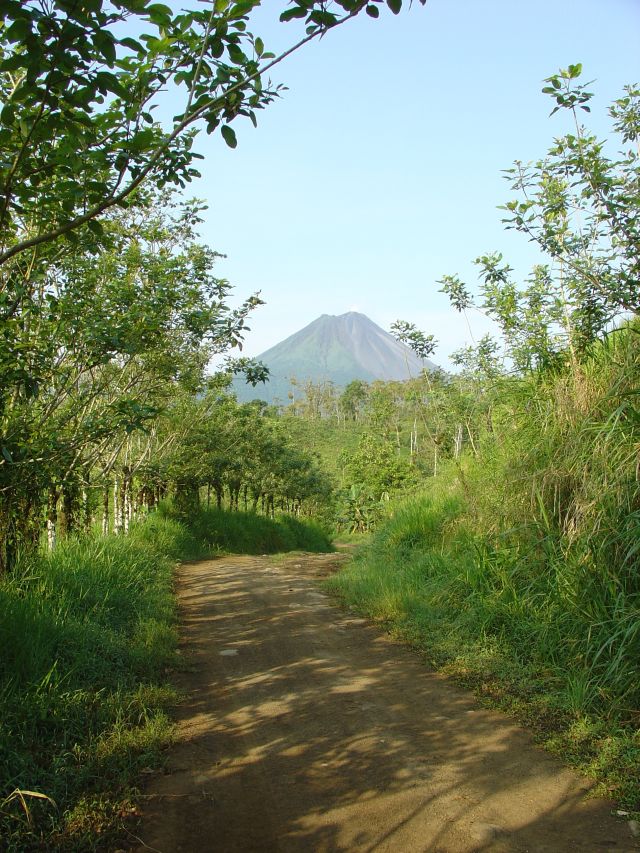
[130, 552, 638, 853]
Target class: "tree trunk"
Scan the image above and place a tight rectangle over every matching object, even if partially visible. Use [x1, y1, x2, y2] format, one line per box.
[114, 477, 122, 534]
[466, 421, 478, 456]
[102, 486, 110, 536]
[121, 467, 131, 534]
[124, 486, 130, 533]
[454, 423, 463, 459]
[47, 486, 58, 550]
[59, 482, 75, 539]
[123, 480, 133, 534]
[81, 486, 91, 532]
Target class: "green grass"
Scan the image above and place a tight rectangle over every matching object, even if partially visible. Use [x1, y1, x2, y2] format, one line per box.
[0, 506, 331, 850]
[175, 505, 333, 555]
[326, 471, 640, 813]
[0, 526, 179, 851]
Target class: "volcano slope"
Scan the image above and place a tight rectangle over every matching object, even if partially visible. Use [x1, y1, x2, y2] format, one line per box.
[132, 553, 637, 853]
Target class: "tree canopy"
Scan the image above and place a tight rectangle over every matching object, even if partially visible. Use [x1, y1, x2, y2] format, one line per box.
[0, 0, 424, 267]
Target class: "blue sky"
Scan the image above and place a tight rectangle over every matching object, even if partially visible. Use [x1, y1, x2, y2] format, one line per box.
[185, 0, 640, 369]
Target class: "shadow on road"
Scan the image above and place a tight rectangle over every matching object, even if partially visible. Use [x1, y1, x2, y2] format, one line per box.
[134, 555, 636, 853]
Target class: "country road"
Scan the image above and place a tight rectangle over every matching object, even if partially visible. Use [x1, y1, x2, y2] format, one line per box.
[132, 553, 637, 853]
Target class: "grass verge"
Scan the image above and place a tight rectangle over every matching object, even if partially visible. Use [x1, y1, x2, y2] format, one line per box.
[325, 488, 640, 816]
[178, 506, 333, 555]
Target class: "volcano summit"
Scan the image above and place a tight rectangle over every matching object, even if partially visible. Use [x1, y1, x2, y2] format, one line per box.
[233, 312, 437, 403]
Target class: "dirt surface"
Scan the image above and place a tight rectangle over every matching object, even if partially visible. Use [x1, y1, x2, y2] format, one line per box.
[131, 553, 638, 853]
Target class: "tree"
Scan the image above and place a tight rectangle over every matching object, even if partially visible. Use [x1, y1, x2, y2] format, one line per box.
[0, 0, 428, 567]
[339, 379, 369, 422]
[0, 189, 261, 569]
[0, 0, 425, 269]
[439, 67, 640, 374]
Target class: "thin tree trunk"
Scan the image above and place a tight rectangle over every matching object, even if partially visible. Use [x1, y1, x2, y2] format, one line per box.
[114, 478, 122, 534]
[47, 487, 58, 551]
[102, 486, 110, 536]
[454, 424, 463, 459]
[59, 482, 75, 539]
[124, 480, 131, 534]
[466, 421, 478, 456]
[82, 484, 92, 532]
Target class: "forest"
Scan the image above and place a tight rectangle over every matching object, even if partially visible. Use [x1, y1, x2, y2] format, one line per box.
[0, 0, 638, 848]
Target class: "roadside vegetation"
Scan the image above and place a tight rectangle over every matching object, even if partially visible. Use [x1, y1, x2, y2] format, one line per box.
[327, 324, 640, 810]
[324, 69, 640, 813]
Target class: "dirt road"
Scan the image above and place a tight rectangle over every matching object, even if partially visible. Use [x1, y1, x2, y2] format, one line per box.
[132, 553, 637, 853]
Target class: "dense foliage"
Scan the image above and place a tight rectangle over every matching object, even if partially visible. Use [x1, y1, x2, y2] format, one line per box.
[327, 322, 640, 808]
[0, 0, 423, 264]
[0, 0, 424, 572]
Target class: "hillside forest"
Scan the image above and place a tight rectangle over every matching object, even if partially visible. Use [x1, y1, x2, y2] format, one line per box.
[0, 0, 638, 847]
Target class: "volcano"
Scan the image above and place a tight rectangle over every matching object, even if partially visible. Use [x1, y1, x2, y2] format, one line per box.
[233, 312, 437, 403]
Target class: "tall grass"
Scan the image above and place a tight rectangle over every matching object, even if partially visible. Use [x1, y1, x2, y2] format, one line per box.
[0, 524, 180, 851]
[0, 506, 331, 850]
[173, 505, 333, 555]
[327, 324, 640, 809]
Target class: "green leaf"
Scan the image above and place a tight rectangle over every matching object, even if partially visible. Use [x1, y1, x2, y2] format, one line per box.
[4, 18, 31, 44]
[146, 3, 173, 24]
[254, 37, 264, 56]
[1, 103, 15, 126]
[387, 0, 402, 13]
[280, 7, 308, 22]
[230, 1, 257, 18]
[119, 36, 144, 54]
[221, 125, 237, 148]
[1, 447, 13, 464]
[94, 31, 117, 65]
[87, 220, 105, 237]
[227, 43, 247, 65]
[95, 72, 127, 97]
[366, 5, 380, 17]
